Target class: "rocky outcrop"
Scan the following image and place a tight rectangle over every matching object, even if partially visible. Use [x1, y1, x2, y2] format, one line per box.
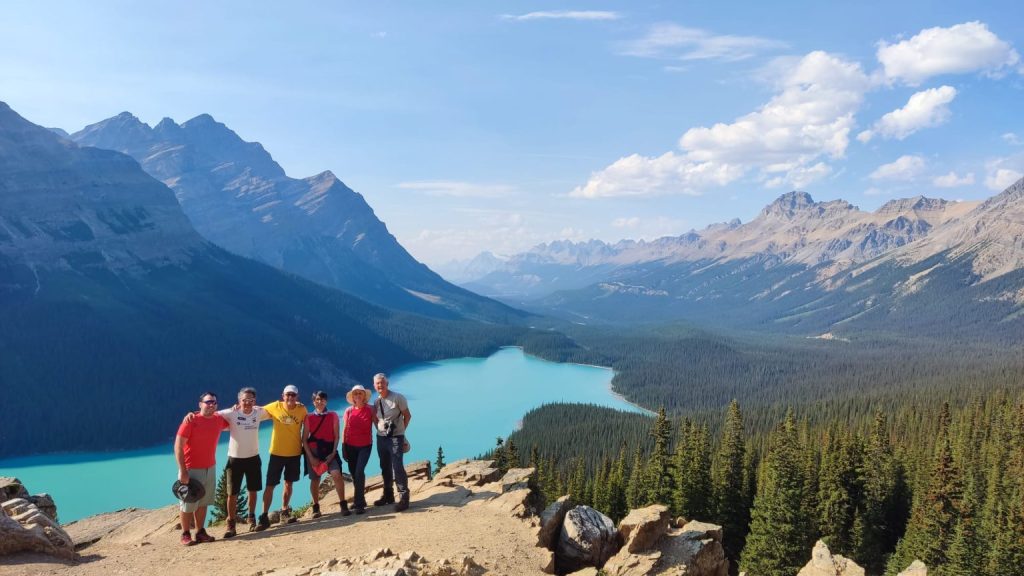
[0, 477, 58, 521]
[1, 497, 75, 559]
[257, 547, 486, 576]
[798, 540, 865, 576]
[618, 505, 671, 554]
[556, 506, 620, 573]
[434, 460, 502, 487]
[600, 515, 728, 576]
[538, 496, 575, 550]
[897, 560, 928, 576]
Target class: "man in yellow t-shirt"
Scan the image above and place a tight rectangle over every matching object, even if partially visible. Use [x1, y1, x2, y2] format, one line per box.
[255, 384, 308, 531]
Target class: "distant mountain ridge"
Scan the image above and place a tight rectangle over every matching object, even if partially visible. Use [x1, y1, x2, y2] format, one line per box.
[71, 112, 524, 323]
[456, 191, 977, 299]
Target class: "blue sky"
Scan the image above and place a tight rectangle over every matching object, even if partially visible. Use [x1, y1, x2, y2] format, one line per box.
[3, 1, 1023, 265]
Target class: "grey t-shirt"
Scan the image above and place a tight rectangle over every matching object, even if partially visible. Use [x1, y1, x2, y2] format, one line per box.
[374, 391, 409, 437]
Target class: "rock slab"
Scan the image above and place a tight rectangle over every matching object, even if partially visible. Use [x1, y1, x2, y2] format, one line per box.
[798, 540, 865, 576]
[556, 505, 620, 573]
[898, 560, 928, 576]
[1, 497, 75, 559]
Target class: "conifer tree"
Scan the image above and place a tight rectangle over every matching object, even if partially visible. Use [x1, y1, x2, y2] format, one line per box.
[626, 448, 647, 509]
[607, 447, 629, 522]
[816, 431, 863, 556]
[645, 407, 674, 505]
[211, 468, 247, 523]
[886, 403, 962, 575]
[435, 446, 446, 473]
[713, 399, 748, 562]
[741, 410, 812, 576]
[854, 412, 906, 574]
[506, 439, 521, 469]
[674, 420, 712, 521]
[494, 437, 508, 473]
[567, 457, 587, 502]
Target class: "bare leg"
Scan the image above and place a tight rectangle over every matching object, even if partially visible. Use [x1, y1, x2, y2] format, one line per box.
[247, 490, 258, 516]
[193, 506, 208, 531]
[262, 486, 274, 515]
[282, 480, 293, 509]
[227, 494, 238, 521]
[179, 511, 192, 532]
[330, 470, 346, 503]
[310, 476, 320, 506]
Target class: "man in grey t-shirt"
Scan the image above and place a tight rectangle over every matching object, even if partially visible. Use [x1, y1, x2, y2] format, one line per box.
[372, 372, 412, 511]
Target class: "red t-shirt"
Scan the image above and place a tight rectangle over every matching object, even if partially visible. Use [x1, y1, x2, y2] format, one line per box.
[177, 413, 227, 469]
[306, 411, 339, 442]
[343, 405, 373, 447]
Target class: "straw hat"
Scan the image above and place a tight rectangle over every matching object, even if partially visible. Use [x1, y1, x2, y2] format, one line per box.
[346, 384, 371, 405]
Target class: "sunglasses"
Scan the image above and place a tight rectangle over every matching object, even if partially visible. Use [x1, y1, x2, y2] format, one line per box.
[201, 400, 218, 405]
[284, 392, 298, 397]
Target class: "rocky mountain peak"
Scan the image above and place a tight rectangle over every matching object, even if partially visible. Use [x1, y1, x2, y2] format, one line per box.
[761, 191, 817, 218]
[877, 195, 949, 214]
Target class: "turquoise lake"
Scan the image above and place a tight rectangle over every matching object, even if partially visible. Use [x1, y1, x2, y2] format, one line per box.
[0, 348, 647, 523]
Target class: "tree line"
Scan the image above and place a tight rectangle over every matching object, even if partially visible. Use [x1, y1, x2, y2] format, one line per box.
[494, 393, 1024, 576]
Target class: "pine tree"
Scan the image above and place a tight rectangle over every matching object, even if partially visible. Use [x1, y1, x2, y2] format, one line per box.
[211, 468, 247, 523]
[435, 446, 446, 473]
[567, 457, 587, 502]
[674, 420, 713, 521]
[645, 407, 674, 505]
[816, 431, 863, 556]
[626, 448, 647, 510]
[607, 447, 629, 522]
[741, 410, 812, 576]
[886, 403, 962, 575]
[506, 439, 521, 469]
[494, 437, 508, 473]
[713, 399, 748, 563]
[854, 412, 906, 574]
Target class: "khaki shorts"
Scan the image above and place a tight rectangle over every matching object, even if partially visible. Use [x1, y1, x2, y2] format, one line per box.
[179, 466, 217, 513]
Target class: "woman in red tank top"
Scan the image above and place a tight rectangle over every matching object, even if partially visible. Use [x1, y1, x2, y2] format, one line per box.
[342, 384, 374, 514]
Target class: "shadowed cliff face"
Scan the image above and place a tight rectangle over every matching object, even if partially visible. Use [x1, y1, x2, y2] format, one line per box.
[71, 112, 525, 322]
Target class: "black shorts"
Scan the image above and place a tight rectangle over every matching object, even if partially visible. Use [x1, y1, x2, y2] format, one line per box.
[266, 454, 301, 487]
[225, 455, 262, 495]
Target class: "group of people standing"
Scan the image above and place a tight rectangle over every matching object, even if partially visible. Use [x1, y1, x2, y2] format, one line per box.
[173, 373, 411, 546]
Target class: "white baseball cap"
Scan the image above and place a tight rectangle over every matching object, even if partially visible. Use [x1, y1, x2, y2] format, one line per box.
[282, 384, 299, 395]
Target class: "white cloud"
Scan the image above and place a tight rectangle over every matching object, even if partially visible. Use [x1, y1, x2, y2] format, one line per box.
[986, 168, 1024, 191]
[870, 155, 927, 181]
[933, 171, 975, 187]
[863, 85, 957, 141]
[877, 22, 1021, 85]
[621, 23, 786, 61]
[1003, 132, 1022, 146]
[611, 217, 641, 229]
[502, 10, 620, 22]
[572, 51, 870, 198]
[396, 181, 515, 198]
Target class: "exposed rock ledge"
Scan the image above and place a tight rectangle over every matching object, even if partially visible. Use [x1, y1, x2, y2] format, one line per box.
[1, 461, 730, 576]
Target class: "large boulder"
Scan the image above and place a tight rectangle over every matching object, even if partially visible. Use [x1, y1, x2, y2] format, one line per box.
[538, 496, 574, 551]
[1, 497, 76, 559]
[0, 477, 30, 501]
[434, 460, 502, 487]
[897, 560, 928, 576]
[556, 506, 620, 573]
[619, 505, 671, 554]
[654, 520, 728, 576]
[798, 540, 865, 576]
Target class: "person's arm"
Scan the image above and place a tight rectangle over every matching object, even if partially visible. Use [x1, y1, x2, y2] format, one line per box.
[401, 407, 412, 430]
[174, 433, 189, 484]
[302, 416, 317, 466]
[182, 411, 195, 424]
[328, 413, 340, 462]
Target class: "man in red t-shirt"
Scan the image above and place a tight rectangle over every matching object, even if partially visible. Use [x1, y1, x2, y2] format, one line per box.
[174, 391, 228, 546]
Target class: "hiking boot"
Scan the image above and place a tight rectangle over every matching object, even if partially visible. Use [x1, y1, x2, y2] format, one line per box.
[223, 519, 237, 538]
[282, 508, 297, 524]
[394, 497, 410, 512]
[340, 501, 351, 517]
[354, 506, 366, 515]
[255, 513, 270, 532]
[311, 504, 321, 519]
[195, 529, 215, 544]
[247, 514, 257, 532]
[180, 531, 195, 546]
[373, 494, 395, 506]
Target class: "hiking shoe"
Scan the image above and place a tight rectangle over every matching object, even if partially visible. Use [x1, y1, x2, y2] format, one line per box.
[255, 513, 270, 532]
[195, 529, 215, 544]
[223, 519, 237, 538]
[247, 514, 257, 532]
[311, 504, 321, 519]
[340, 502, 352, 517]
[394, 498, 409, 513]
[373, 495, 395, 506]
[282, 508, 297, 524]
[180, 531, 195, 546]
[354, 506, 365, 515]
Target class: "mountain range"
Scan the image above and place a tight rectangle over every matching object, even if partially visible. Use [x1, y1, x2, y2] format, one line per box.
[69, 112, 523, 323]
[0, 102, 527, 457]
[452, 187, 1024, 338]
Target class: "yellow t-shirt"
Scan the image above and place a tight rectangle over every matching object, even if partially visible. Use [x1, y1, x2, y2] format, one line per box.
[263, 401, 308, 457]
